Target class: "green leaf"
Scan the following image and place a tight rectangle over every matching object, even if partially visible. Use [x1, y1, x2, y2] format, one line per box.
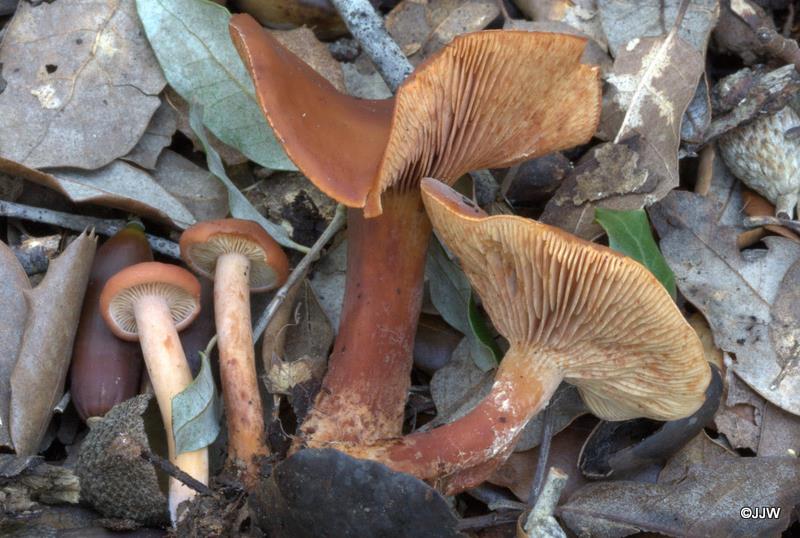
[172, 352, 221, 454]
[189, 105, 309, 253]
[595, 207, 676, 298]
[426, 239, 500, 371]
[136, 0, 295, 171]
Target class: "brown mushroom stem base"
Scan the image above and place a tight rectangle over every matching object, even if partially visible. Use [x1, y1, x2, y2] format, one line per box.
[134, 296, 209, 523]
[333, 347, 563, 492]
[215, 252, 267, 486]
[299, 191, 432, 445]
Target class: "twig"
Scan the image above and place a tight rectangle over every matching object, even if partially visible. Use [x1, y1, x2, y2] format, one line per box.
[523, 467, 568, 537]
[253, 204, 347, 341]
[328, 0, 412, 92]
[140, 447, 215, 497]
[744, 215, 800, 234]
[0, 200, 180, 258]
[529, 401, 555, 505]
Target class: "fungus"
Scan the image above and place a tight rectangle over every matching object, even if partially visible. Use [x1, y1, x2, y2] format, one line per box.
[99, 262, 207, 523]
[180, 219, 289, 486]
[229, 16, 602, 445]
[335, 179, 711, 492]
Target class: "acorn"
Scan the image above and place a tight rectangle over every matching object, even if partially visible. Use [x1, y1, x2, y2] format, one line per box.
[70, 221, 153, 422]
[718, 105, 800, 218]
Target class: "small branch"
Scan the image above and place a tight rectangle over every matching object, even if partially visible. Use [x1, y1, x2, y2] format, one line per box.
[0, 200, 180, 258]
[756, 26, 800, 73]
[253, 204, 347, 341]
[140, 447, 215, 497]
[456, 510, 521, 531]
[744, 215, 800, 234]
[329, 0, 412, 92]
[523, 467, 568, 538]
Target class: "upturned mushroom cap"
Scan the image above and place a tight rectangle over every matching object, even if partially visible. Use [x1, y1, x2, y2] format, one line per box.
[100, 262, 202, 342]
[230, 16, 601, 217]
[420, 179, 711, 421]
[179, 219, 290, 292]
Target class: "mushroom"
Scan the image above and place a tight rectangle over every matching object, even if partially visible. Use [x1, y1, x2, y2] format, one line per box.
[180, 219, 289, 486]
[334, 179, 711, 492]
[229, 17, 602, 446]
[99, 262, 207, 523]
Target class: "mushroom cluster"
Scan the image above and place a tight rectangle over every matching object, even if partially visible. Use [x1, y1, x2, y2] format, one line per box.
[229, 15, 602, 447]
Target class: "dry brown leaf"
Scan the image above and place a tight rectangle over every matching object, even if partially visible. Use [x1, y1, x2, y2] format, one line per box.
[687, 313, 724, 371]
[234, 0, 346, 40]
[121, 99, 178, 170]
[0, 158, 196, 229]
[715, 369, 763, 452]
[151, 150, 229, 223]
[0, 0, 165, 170]
[741, 189, 800, 244]
[0, 242, 31, 451]
[542, 23, 705, 238]
[513, 0, 607, 50]
[10, 232, 97, 455]
[650, 161, 800, 415]
[386, 0, 499, 63]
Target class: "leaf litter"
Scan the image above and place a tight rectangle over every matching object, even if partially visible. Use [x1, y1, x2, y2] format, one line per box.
[1, 0, 800, 535]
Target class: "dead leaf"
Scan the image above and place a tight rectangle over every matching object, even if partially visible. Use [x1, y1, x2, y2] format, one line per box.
[597, 0, 719, 58]
[10, 232, 97, 455]
[151, 150, 228, 222]
[0, 241, 31, 451]
[234, 0, 346, 40]
[413, 314, 463, 375]
[308, 238, 347, 332]
[687, 313, 724, 371]
[513, 0, 607, 51]
[122, 99, 178, 170]
[649, 163, 800, 415]
[542, 18, 706, 238]
[489, 415, 597, 503]
[272, 27, 345, 93]
[681, 74, 712, 144]
[386, 0, 499, 63]
[741, 189, 800, 245]
[342, 55, 393, 99]
[657, 430, 736, 483]
[0, 158, 197, 229]
[0, 0, 165, 170]
[560, 454, 800, 537]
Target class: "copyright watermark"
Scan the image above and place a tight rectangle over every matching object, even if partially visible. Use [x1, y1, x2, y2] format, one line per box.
[740, 507, 781, 519]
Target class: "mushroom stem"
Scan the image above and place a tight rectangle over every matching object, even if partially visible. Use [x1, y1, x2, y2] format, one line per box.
[335, 346, 563, 490]
[214, 252, 267, 486]
[299, 190, 431, 445]
[134, 296, 209, 523]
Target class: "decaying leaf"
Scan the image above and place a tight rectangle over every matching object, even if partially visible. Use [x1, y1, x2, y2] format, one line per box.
[385, 0, 499, 62]
[413, 314, 463, 375]
[235, 0, 346, 40]
[136, 0, 295, 171]
[10, 232, 97, 455]
[489, 415, 597, 503]
[542, 6, 708, 238]
[189, 105, 309, 252]
[250, 448, 463, 538]
[308, 238, 347, 331]
[262, 279, 332, 411]
[0, 0, 165, 170]
[597, 0, 719, 58]
[512, 0, 607, 50]
[561, 445, 800, 536]
[151, 149, 229, 222]
[172, 352, 221, 455]
[272, 27, 346, 92]
[0, 454, 80, 512]
[0, 241, 30, 451]
[122, 99, 178, 170]
[650, 163, 800, 415]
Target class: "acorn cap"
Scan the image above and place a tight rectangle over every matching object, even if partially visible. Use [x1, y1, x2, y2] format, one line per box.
[100, 262, 202, 342]
[230, 16, 601, 217]
[420, 179, 711, 421]
[179, 219, 290, 292]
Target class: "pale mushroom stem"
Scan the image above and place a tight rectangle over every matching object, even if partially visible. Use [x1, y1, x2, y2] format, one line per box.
[299, 191, 432, 446]
[134, 296, 209, 524]
[214, 252, 267, 486]
[336, 346, 563, 489]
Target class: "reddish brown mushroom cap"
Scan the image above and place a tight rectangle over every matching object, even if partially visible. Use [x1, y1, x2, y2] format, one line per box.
[229, 16, 601, 217]
[179, 219, 290, 292]
[421, 179, 711, 421]
[100, 262, 201, 342]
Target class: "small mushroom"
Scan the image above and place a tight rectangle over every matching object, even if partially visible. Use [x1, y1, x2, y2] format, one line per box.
[229, 16, 602, 446]
[337, 180, 711, 492]
[180, 219, 289, 486]
[99, 262, 207, 523]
